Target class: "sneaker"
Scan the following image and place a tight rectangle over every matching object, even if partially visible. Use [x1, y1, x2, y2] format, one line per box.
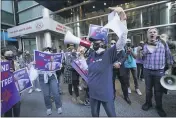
[78, 86, 83, 91]
[57, 107, 62, 114]
[28, 89, 33, 94]
[128, 88, 131, 94]
[46, 109, 52, 115]
[72, 97, 77, 103]
[136, 89, 142, 95]
[77, 97, 84, 104]
[84, 100, 90, 106]
[141, 79, 145, 81]
[35, 88, 41, 92]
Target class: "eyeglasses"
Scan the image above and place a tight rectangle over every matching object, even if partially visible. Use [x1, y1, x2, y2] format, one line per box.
[111, 43, 116, 45]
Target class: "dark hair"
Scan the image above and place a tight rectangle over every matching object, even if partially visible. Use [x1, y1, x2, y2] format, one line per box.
[1, 47, 10, 56]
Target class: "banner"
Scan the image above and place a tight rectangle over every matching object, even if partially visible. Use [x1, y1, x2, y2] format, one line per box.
[71, 59, 88, 83]
[1, 62, 20, 114]
[88, 24, 109, 44]
[34, 51, 63, 72]
[13, 68, 32, 93]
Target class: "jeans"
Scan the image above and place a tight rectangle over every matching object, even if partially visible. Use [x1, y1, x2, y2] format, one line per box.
[137, 63, 144, 79]
[126, 68, 139, 89]
[90, 98, 116, 117]
[112, 69, 128, 98]
[143, 69, 165, 108]
[4, 101, 21, 117]
[39, 74, 62, 109]
[68, 79, 79, 97]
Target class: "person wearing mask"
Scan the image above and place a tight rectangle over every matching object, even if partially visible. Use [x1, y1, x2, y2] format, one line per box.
[136, 41, 145, 81]
[124, 39, 142, 95]
[33, 47, 62, 115]
[111, 39, 131, 105]
[86, 7, 128, 117]
[139, 28, 173, 117]
[1, 48, 21, 117]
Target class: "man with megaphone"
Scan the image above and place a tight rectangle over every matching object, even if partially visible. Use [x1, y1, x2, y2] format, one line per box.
[86, 7, 127, 117]
[64, 6, 127, 117]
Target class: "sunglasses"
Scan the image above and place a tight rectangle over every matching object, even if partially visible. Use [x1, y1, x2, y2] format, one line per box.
[111, 43, 116, 45]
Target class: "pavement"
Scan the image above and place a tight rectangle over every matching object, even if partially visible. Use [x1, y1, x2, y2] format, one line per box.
[20, 79, 176, 117]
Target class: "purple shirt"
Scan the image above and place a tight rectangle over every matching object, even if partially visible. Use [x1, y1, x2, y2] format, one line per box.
[142, 41, 173, 70]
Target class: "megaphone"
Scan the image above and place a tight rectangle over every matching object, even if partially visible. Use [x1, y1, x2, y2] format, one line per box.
[64, 31, 91, 48]
[160, 75, 176, 90]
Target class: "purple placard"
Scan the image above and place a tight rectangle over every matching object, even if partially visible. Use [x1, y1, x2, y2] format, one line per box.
[34, 51, 63, 72]
[71, 59, 88, 83]
[1, 61, 20, 114]
[88, 24, 109, 44]
[13, 68, 32, 93]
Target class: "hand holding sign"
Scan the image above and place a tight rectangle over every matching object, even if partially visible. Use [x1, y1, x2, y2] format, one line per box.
[1, 62, 20, 114]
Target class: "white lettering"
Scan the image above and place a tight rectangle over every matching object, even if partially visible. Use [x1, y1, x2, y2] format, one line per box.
[1, 64, 9, 72]
[14, 70, 26, 78]
[1, 76, 13, 88]
[39, 53, 45, 57]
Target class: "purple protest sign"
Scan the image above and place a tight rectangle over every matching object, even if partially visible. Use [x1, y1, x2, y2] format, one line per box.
[88, 24, 109, 44]
[1, 61, 20, 114]
[34, 51, 63, 72]
[71, 59, 88, 83]
[13, 68, 32, 93]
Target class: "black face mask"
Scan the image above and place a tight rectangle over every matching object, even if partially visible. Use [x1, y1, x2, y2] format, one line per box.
[5, 56, 14, 60]
[126, 43, 131, 47]
[93, 43, 100, 51]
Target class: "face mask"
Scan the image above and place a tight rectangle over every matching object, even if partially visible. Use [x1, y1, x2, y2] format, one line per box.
[44, 51, 51, 54]
[96, 48, 105, 54]
[93, 43, 100, 51]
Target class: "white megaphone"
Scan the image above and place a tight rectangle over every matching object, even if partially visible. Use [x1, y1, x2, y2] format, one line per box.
[160, 75, 176, 90]
[64, 31, 91, 48]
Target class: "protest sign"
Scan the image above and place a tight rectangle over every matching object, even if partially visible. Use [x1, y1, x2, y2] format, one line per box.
[71, 59, 88, 83]
[13, 68, 32, 93]
[34, 51, 63, 72]
[88, 24, 109, 44]
[1, 61, 20, 114]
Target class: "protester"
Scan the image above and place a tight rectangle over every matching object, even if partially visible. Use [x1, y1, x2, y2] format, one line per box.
[111, 39, 131, 104]
[139, 28, 173, 117]
[86, 7, 128, 117]
[136, 41, 145, 81]
[65, 46, 83, 104]
[34, 47, 62, 115]
[77, 46, 90, 105]
[124, 39, 142, 95]
[1, 47, 21, 117]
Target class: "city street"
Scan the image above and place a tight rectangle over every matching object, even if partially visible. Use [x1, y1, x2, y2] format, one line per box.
[20, 80, 176, 117]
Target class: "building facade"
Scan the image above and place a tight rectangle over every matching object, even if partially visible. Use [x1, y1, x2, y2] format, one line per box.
[1, 0, 18, 49]
[3, 0, 176, 53]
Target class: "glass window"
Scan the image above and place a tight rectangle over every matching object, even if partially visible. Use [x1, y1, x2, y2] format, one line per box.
[18, 1, 38, 11]
[1, 10, 14, 25]
[23, 39, 36, 54]
[18, 5, 44, 23]
[126, 10, 141, 29]
[1, 1, 13, 13]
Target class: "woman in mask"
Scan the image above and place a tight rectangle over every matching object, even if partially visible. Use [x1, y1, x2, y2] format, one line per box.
[33, 47, 62, 116]
[1, 47, 21, 117]
[86, 7, 128, 117]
